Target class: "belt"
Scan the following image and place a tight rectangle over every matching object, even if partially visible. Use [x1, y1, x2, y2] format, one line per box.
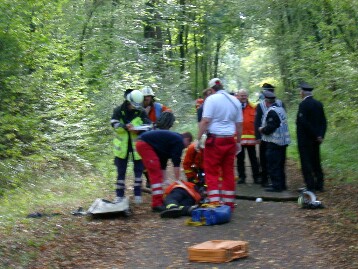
[208, 133, 234, 138]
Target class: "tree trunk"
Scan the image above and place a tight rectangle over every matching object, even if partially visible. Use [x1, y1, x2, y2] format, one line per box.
[178, 0, 186, 75]
[213, 37, 221, 78]
[194, 31, 199, 96]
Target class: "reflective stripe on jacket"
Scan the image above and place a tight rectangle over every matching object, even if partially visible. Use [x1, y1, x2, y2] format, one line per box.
[241, 102, 257, 145]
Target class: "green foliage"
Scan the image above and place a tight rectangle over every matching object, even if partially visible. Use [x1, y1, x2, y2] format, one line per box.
[322, 128, 358, 183]
[0, 0, 356, 193]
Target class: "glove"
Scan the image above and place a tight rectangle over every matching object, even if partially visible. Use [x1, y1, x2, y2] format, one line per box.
[194, 140, 200, 151]
[194, 139, 204, 151]
[236, 143, 242, 155]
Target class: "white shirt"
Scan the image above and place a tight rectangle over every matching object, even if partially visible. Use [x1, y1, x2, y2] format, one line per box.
[202, 90, 243, 135]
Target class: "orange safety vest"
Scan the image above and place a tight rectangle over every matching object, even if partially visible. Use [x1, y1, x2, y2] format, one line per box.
[164, 181, 202, 203]
[182, 143, 204, 180]
[148, 102, 171, 122]
[241, 102, 257, 146]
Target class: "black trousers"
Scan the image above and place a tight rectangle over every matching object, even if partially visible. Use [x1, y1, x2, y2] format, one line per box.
[114, 156, 143, 197]
[266, 143, 287, 191]
[259, 141, 269, 184]
[298, 142, 324, 191]
[236, 145, 260, 181]
[164, 188, 195, 215]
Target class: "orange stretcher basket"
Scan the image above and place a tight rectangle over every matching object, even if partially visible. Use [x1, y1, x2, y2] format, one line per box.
[188, 240, 249, 263]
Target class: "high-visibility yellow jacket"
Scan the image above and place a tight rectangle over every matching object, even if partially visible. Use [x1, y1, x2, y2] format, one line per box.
[111, 104, 150, 159]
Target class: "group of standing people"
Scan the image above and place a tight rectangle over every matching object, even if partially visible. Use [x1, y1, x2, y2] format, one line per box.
[110, 78, 327, 215]
[196, 79, 327, 196]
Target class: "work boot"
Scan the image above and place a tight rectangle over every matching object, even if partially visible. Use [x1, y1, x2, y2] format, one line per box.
[160, 207, 183, 218]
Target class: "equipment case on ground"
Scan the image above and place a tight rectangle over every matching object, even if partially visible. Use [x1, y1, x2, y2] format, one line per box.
[188, 240, 249, 263]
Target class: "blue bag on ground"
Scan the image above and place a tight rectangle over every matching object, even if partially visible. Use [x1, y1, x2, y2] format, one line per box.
[191, 205, 231, 225]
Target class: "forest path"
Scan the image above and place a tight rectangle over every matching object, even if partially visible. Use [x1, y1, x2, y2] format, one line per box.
[26, 159, 357, 269]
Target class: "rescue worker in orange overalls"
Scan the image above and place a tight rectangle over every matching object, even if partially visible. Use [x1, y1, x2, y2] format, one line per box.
[160, 180, 205, 218]
[141, 86, 171, 124]
[235, 89, 261, 184]
[183, 142, 205, 183]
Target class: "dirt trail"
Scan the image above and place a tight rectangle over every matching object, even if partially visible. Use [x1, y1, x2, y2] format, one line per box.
[26, 160, 357, 269]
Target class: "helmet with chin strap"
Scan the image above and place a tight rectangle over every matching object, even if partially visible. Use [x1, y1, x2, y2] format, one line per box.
[126, 90, 144, 108]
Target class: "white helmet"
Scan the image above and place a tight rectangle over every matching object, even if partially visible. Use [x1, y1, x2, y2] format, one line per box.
[208, 78, 222, 88]
[126, 90, 144, 108]
[141, 86, 155, 97]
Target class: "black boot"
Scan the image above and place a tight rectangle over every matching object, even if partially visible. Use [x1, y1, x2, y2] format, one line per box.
[160, 207, 183, 218]
[253, 176, 262, 184]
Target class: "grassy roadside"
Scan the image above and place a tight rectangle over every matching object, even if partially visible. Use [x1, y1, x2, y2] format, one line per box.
[0, 158, 115, 268]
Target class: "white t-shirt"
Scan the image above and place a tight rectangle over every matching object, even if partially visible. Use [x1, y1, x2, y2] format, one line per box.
[202, 90, 243, 135]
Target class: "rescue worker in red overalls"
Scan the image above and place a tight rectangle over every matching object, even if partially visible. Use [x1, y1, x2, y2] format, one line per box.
[159, 142, 207, 218]
[136, 130, 193, 212]
[197, 78, 243, 210]
[141, 86, 173, 188]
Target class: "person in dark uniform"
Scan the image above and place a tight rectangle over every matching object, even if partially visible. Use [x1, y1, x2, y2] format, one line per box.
[296, 82, 327, 192]
[259, 91, 291, 192]
[254, 83, 285, 187]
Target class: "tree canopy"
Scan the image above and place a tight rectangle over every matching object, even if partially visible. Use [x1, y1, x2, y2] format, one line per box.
[0, 0, 357, 189]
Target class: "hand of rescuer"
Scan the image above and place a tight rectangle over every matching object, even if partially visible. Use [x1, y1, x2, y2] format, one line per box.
[194, 139, 204, 152]
[127, 123, 139, 134]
